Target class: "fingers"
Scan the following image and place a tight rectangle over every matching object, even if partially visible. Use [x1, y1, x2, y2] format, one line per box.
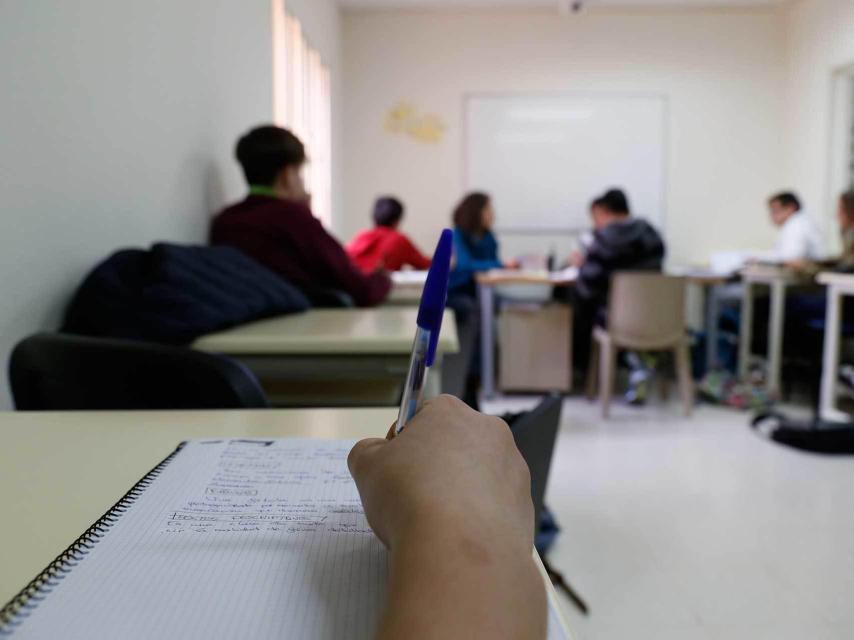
[347, 437, 386, 478]
[386, 421, 397, 440]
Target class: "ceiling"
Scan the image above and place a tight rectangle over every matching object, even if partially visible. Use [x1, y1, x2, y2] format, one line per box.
[339, 0, 786, 9]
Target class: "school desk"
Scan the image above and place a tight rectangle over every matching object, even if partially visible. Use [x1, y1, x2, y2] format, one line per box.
[193, 308, 458, 407]
[386, 270, 427, 305]
[0, 409, 572, 638]
[816, 272, 854, 423]
[738, 265, 814, 395]
[476, 269, 578, 399]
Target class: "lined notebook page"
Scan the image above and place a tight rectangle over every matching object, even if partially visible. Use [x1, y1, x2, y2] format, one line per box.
[10, 439, 569, 640]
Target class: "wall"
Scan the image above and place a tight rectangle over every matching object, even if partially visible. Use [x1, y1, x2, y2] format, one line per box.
[0, 0, 276, 407]
[784, 0, 854, 250]
[342, 8, 787, 265]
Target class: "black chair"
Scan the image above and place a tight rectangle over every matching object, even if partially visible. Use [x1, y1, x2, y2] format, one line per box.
[507, 394, 589, 614]
[9, 333, 269, 411]
[508, 393, 562, 536]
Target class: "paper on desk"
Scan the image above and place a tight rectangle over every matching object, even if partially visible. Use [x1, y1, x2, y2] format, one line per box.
[390, 270, 428, 286]
[9, 439, 568, 640]
[549, 266, 578, 283]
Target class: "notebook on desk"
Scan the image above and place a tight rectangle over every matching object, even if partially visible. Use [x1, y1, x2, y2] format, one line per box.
[0, 439, 570, 639]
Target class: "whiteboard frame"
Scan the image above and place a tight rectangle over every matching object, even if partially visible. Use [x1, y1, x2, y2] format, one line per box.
[461, 90, 671, 237]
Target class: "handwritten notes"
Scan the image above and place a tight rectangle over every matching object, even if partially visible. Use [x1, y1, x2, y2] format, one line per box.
[13, 439, 388, 640]
[10, 439, 569, 640]
[160, 440, 372, 536]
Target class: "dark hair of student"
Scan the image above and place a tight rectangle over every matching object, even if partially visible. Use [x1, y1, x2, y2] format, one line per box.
[453, 192, 491, 236]
[235, 125, 306, 186]
[591, 188, 630, 215]
[841, 190, 854, 221]
[373, 197, 405, 228]
[769, 191, 802, 212]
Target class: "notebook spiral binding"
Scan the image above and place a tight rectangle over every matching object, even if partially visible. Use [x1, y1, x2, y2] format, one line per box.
[0, 443, 185, 636]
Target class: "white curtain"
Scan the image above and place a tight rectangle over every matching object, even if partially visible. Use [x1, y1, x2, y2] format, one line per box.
[272, 0, 333, 227]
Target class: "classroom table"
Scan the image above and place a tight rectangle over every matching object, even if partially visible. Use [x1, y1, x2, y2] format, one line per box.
[0, 409, 573, 638]
[193, 308, 458, 407]
[738, 264, 813, 395]
[476, 268, 730, 398]
[477, 269, 578, 399]
[386, 270, 427, 305]
[670, 269, 733, 371]
[817, 272, 854, 423]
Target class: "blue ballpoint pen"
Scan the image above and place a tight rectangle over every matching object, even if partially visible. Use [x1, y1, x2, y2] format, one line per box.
[395, 229, 454, 434]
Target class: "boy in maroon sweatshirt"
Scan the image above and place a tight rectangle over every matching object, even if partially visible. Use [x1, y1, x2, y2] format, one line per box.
[211, 125, 390, 307]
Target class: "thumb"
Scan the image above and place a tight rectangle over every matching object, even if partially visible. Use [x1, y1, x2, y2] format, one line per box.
[347, 437, 386, 479]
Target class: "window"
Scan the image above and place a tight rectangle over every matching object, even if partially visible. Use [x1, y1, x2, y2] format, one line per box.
[272, 0, 333, 227]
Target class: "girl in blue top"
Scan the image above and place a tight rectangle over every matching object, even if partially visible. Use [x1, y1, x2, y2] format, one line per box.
[448, 192, 518, 298]
[446, 192, 518, 409]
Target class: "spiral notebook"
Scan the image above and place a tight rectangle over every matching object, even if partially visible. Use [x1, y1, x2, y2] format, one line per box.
[0, 438, 569, 639]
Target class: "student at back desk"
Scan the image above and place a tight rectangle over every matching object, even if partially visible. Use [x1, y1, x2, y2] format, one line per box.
[571, 188, 666, 403]
[764, 190, 854, 366]
[211, 125, 391, 307]
[446, 192, 519, 407]
[347, 196, 432, 273]
[767, 191, 823, 264]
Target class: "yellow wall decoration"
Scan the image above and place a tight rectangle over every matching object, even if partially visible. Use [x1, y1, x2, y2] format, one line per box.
[384, 101, 446, 144]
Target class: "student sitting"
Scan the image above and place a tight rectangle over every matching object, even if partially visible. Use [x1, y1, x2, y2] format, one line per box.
[211, 125, 390, 307]
[836, 190, 854, 270]
[346, 197, 431, 273]
[738, 190, 854, 395]
[448, 192, 519, 301]
[447, 192, 518, 408]
[571, 189, 666, 402]
[768, 191, 823, 264]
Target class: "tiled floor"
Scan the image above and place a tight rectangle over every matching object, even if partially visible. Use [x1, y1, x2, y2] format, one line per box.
[482, 395, 854, 640]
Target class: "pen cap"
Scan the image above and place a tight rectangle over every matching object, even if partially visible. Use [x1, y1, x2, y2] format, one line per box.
[418, 229, 453, 367]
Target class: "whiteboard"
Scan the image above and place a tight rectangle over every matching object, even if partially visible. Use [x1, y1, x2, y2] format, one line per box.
[465, 94, 667, 233]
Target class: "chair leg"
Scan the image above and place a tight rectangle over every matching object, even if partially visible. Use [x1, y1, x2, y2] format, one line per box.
[599, 341, 616, 418]
[675, 343, 694, 416]
[586, 341, 599, 401]
[658, 374, 671, 403]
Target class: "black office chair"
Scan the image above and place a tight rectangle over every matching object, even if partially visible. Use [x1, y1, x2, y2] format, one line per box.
[508, 394, 562, 535]
[506, 393, 589, 614]
[9, 333, 269, 411]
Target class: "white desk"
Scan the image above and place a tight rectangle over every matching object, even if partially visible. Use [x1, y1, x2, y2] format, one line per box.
[193, 308, 458, 407]
[670, 269, 733, 372]
[817, 272, 854, 423]
[477, 270, 577, 399]
[386, 270, 427, 305]
[0, 409, 572, 638]
[738, 265, 813, 395]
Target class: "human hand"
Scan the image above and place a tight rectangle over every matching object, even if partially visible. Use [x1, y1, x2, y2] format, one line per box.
[570, 251, 585, 267]
[504, 258, 522, 270]
[347, 395, 534, 554]
[349, 395, 546, 640]
[784, 259, 812, 273]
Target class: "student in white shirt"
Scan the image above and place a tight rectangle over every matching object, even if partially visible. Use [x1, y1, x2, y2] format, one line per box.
[768, 191, 823, 263]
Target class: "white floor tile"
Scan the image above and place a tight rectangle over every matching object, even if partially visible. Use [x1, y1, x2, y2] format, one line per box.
[483, 395, 854, 640]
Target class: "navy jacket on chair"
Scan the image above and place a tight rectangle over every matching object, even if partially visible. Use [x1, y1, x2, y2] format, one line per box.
[63, 243, 310, 345]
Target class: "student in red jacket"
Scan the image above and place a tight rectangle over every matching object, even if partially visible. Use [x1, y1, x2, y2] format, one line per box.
[211, 125, 390, 307]
[347, 197, 431, 273]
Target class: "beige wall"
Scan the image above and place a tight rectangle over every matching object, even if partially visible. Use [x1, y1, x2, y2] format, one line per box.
[784, 0, 854, 250]
[342, 8, 788, 265]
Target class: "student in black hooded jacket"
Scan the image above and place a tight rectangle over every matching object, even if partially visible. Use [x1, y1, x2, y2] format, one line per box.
[571, 189, 666, 401]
